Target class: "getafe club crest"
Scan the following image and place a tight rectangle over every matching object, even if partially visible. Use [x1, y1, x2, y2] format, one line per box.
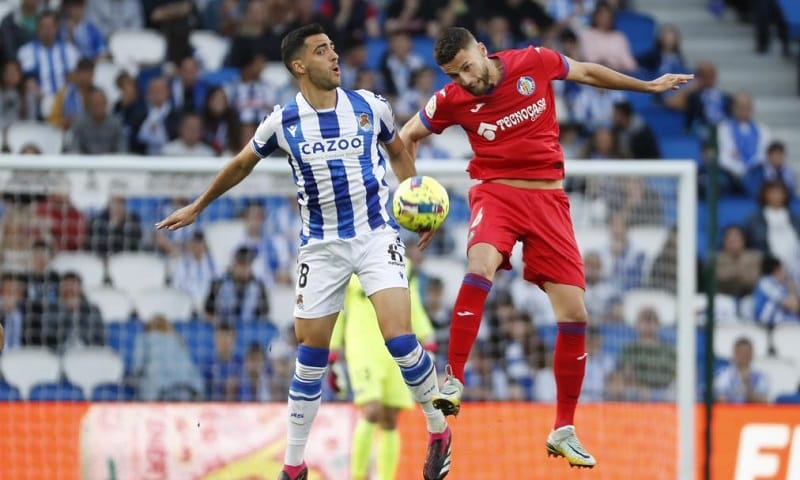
[358, 113, 372, 131]
[516, 76, 536, 96]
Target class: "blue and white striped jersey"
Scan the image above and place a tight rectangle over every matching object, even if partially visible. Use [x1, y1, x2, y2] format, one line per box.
[251, 88, 398, 246]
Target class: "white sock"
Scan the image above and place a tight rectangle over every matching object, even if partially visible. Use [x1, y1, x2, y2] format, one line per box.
[284, 353, 326, 466]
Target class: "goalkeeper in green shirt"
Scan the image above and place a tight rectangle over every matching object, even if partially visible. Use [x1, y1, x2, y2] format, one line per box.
[329, 263, 436, 480]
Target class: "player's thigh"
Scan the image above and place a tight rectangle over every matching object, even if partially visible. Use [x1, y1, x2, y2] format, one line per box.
[349, 358, 386, 407]
[467, 183, 525, 274]
[382, 363, 414, 411]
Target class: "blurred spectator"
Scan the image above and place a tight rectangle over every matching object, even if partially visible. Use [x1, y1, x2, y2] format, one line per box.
[714, 337, 768, 403]
[0, 199, 36, 271]
[227, 51, 271, 146]
[20, 239, 60, 307]
[33, 190, 87, 251]
[666, 61, 730, 142]
[86, 194, 143, 255]
[605, 214, 645, 291]
[86, 0, 143, 39]
[199, 0, 245, 36]
[0, 0, 41, 63]
[60, 0, 107, 61]
[617, 307, 676, 401]
[568, 86, 627, 132]
[717, 92, 771, 193]
[0, 273, 25, 349]
[48, 57, 94, 130]
[24, 272, 105, 352]
[202, 86, 240, 155]
[0, 59, 36, 129]
[288, 0, 338, 47]
[354, 68, 380, 93]
[19, 143, 41, 154]
[163, 113, 215, 156]
[579, 2, 637, 72]
[479, 15, 516, 52]
[395, 66, 436, 124]
[170, 56, 206, 114]
[611, 101, 660, 159]
[339, 42, 366, 90]
[580, 327, 615, 401]
[582, 127, 622, 159]
[113, 71, 142, 146]
[320, 0, 380, 51]
[583, 251, 620, 323]
[261, 0, 295, 61]
[604, 177, 663, 226]
[171, 231, 218, 313]
[744, 141, 796, 199]
[497, 0, 555, 45]
[17, 11, 80, 96]
[416, 136, 449, 160]
[235, 202, 293, 286]
[205, 246, 270, 324]
[131, 76, 180, 155]
[154, 196, 202, 255]
[237, 342, 271, 401]
[743, 181, 800, 282]
[559, 122, 585, 159]
[753, 256, 800, 325]
[204, 322, 241, 401]
[753, 0, 789, 56]
[142, 0, 196, 64]
[380, 31, 425, 98]
[463, 341, 511, 401]
[648, 227, 677, 293]
[503, 312, 547, 400]
[716, 225, 762, 298]
[225, 0, 268, 68]
[548, 0, 596, 31]
[67, 87, 127, 154]
[383, 0, 442, 36]
[132, 313, 205, 400]
[637, 23, 687, 77]
[423, 276, 451, 352]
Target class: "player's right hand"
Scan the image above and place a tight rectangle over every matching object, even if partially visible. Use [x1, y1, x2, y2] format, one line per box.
[327, 351, 349, 400]
[155, 204, 200, 231]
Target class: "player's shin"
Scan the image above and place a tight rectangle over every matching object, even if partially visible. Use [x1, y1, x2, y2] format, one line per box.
[351, 418, 375, 479]
[448, 273, 492, 381]
[284, 345, 328, 467]
[385, 334, 446, 433]
[377, 428, 401, 480]
[553, 322, 587, 429]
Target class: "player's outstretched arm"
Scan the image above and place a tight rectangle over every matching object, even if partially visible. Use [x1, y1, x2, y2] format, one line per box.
[383, 135, 418, 184]
[398, 113, 434, 161]
[155, 146, 261, 231]
[565, 56, 694, 94]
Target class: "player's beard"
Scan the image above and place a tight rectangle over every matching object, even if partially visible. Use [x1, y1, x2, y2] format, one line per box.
[309, 66, 341, 91]
[466, 62, 493, 96]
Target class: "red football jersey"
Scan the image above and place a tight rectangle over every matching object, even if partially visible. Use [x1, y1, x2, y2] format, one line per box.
[419, 46, 569, 181]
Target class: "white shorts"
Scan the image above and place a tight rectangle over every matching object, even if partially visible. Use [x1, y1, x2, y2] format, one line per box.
[293, 226, 409, 319]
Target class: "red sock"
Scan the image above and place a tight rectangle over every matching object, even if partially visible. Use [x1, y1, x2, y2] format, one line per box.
[448, 273, 492, 381]
[553, 322, 587, 430]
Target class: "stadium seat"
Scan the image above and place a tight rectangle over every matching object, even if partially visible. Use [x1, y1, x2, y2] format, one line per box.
[5, 121, 63, 154]
[0, 382, 22, 401]
[600, 324, 639, 356]
[614, 10, 657, 58]
[174, 321, 215, 367]
[693, 293, 738, 325]
[573, 227, 610, 256]
[0, 3, 12, 21]
[40, 94, 55, 118]
[50, 251, 106, 288]
[752, 356, 800, 401]
[777, 0, 800, 38]
[772, 323, 800, 366]
[107, 252, 167, 296]
[132, 287, 194, 323]
[189, 30, 230, 71]
[419, 257, 466, 306]
[235, 320, 278, 358]
[412, 36, 437, 68]
[0, 348, 61, 399]
[713, 322, 770, 359]
[62, 347, 124, 396]
[93, 61, 125, 108]
[429, 126, 473, 160]
[737, 294, 755, 321]
[269, 282, 297, 331]
[365, 37, 388, 70]
[109, 30, 167, 66]
[640, 107, 686, 137]
[91, 383, 136, 402]
[628, 225, 669, 275]
[106, 321, 144, 374]
[450, 222, 470, 258]
[623, 289, 677, 326]
[775, 393, 800, 404]
[204, 219, 246, 272]
[262, 61, 294, 91]
[29, 382, 85, 401]
[660, 135, 701, 163]
[85, 287, 134, 323]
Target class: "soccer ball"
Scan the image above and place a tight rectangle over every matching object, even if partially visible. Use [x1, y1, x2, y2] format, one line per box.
[392, 176, 450, 232]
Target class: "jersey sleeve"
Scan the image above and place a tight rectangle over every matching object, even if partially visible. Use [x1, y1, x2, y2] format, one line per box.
[250, 106, 282, 158]
[364, 90, 397, 143]
[418, 89, 454, 134]
[533, 46, 570, 81]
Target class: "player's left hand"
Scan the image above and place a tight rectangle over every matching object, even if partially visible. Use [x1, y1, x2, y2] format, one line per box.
[418, 230, 436, 251]
[648, 73, 695, 93]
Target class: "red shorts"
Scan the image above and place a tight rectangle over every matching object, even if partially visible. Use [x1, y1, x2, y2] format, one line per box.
[466, 182, 585, 290]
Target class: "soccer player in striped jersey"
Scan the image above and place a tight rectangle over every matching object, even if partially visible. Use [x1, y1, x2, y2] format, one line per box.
[156, 23, 451, 480]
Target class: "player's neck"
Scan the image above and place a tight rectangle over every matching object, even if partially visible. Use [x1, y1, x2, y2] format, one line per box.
[488, 58, 503, 86]
[300, 85, 338, 111]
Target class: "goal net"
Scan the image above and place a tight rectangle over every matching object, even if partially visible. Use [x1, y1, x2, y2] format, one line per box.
[0, 156, 695, 480]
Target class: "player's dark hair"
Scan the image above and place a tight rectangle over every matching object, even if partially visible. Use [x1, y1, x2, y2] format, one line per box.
[281, 23, 326, 77]
[434, 27, 476, 65]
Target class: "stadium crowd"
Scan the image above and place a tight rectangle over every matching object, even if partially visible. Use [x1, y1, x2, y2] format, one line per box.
[0, 0, 798, 405]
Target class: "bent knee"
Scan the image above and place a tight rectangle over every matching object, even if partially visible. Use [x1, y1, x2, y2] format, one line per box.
[557, 307, 589, 324]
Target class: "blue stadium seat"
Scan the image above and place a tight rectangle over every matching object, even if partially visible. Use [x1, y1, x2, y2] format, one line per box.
[201, 68, 240, 87]
[412, 36, 437, 68]
[29, 382, 85, 401]
[627, 90, 655, 111]
[776, 393, 800, 404]
[174, 320, 215, 367]
[537, 325, 558, 350]
[0, 382, 22, 401]
[107, 321, 144, 374]
[599, 324, 638, 356]
[614, 10, 657, 58]
[660, 135, 701, 163]
[717, 197, 756, 231]
[91, 383, 137, 401]
[777, 0, 800, 38]
[640, 106, 686, 136]
[235, 320, 278, 358]
[365, 37, 388, 70]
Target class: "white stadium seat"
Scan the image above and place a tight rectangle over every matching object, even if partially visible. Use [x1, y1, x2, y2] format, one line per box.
[0, 348, 61, 399]
[420, 257, 466, 306]
[714, 322, 770, 359]
[93, 61, 124, 108]
[109, 30, 166, 66]
[628, 225, 669, 276]
[693, 293, 739, 325]
[62, 347, 124, 396]
[269, 283, 297, 330]
[429, 126, 472, 160]
[262, 61, 293, 91]
[204, 220, 246, 271]
[85, 287, 134, 323]
[50, 252, 106, 289]
[772, 323, 800, 367]
[190, 30, 230, 71]
[132, 287, 194, 323]
[573, 227, 610, 256]
[752, 356, 800, 401]
[107, 252, 167, 296]
[623, 289, 677, 326]
[6, 121, 63, 154]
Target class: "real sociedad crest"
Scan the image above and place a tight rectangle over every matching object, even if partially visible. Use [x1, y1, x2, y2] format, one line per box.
[516, 76, 535, 96]
[358, 112, 372, 131]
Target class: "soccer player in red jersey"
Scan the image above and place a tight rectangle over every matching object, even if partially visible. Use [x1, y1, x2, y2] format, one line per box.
[400, 27, 693, 468]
